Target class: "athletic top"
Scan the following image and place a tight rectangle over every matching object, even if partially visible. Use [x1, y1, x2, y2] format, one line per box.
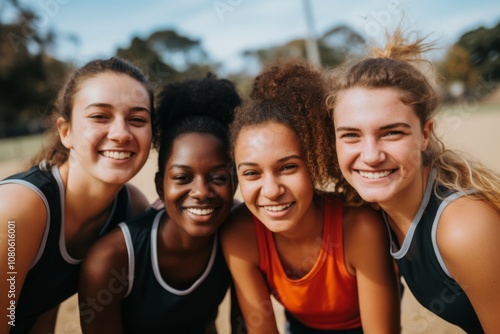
[119, 209, 231, 334]
[253, 199, 361, 331]
[1, 163, 131, 333]
[387, 169, 483, 333]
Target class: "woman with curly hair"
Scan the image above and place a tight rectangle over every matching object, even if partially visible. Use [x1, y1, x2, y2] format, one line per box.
[221, 59, 401, 333]
[79, 74, 242, 333]
[326, 30, 500, 333]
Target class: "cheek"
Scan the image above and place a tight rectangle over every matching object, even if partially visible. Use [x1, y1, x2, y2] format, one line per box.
[237, 181, 256, 203]
[217, 185, 234, 203]
[335, 144, 354, 164]
[136, 127, 153, 146]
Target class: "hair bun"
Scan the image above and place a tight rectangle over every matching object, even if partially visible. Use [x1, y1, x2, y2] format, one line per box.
[156, 73, 241, 134]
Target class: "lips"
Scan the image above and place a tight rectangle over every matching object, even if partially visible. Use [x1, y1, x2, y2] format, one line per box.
[100, 150, 133, 160]
[357, 169, 395, 179]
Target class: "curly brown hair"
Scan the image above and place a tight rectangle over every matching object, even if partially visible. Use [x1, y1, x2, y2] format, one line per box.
[230, 59, 340, 192]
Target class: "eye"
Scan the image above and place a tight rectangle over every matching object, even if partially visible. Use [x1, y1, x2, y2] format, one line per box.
[241, 169, 260, 179]
[210, 172, 230, 186]
[382, 130, 404, 138]
[280, 164, 297, 174]
[129, 115, 149, 126]
[89, 114, 109, 121]
[339, 132, 359, 139]
[172, 175, 192, 184]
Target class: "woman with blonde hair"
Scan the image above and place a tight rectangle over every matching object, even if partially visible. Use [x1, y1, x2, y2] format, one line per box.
[326, 30, 500, 333]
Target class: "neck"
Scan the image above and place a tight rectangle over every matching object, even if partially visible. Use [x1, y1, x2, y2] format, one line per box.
[279, 195, 324, 244]
[59, 162, 123, 224]
[379, 167, 431, 242]
[161, 216, 214, 253]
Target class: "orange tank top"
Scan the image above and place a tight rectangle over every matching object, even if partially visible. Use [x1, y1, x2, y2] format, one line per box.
[253, 199, 361, 330]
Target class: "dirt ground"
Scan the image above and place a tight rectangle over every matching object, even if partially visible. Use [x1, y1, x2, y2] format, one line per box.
[2, 105, 499, 333]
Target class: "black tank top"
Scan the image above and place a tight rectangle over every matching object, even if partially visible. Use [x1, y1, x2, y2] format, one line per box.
[386, 170, 483, 333]
[119, 209, 231, 333]
[1, 163, 130, 333]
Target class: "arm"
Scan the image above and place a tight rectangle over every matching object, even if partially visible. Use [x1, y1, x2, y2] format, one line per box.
[0, 184, 47, 334]
[221, 205, 279, 334]
[79, 227, 129, 334]
[437, 197, 500, 333]
[343, 205, 401, 334]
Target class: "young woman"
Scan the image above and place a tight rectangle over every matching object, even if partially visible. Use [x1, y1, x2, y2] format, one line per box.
[0, 57, 154, 334]
[79, 74, 242, 333]
[326, 30, 500, 333]
[222, 60, 401, 333]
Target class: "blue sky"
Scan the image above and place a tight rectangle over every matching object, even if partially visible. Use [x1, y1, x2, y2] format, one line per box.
[7, 0, 500, 73]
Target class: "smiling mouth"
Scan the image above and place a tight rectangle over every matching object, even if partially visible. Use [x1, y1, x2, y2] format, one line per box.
[262, 203, 293, 212]
[185, 208, 216, 216]
[357, 169, 396, 179]
[100, 151, 133, 160]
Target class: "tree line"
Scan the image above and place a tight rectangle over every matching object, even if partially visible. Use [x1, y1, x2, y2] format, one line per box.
[0, 0, 499, 138]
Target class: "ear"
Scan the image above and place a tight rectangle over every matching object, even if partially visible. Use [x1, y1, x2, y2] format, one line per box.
[57, 117, 72, 149]
[154, 172, 164, 201]
[421, 119, 434, 151]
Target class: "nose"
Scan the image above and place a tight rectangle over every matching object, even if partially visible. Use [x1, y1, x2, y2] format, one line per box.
[361, 138, 385, 165]
[261, 174, 284, 200]
[108, 118, 133, 143]
[189, 176, 215, 200]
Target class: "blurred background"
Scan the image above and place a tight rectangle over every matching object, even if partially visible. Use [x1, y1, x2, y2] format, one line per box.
[0, 0, 499, 140]
[1, 1, 499, 333]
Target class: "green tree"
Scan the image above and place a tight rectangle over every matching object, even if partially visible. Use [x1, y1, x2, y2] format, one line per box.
[0, 0, 69, 137]
[116, 29, 216, 92]
[241, 24, 366, 69]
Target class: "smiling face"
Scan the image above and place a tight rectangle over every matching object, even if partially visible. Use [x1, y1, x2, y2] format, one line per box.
[157, 132, 234, 237]
[333, 87, 432, 206]
[58, 72, 152, 185]
[234, 121, 315, 233]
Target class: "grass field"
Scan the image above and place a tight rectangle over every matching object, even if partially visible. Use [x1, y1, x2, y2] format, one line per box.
[1, 101, 499, 333]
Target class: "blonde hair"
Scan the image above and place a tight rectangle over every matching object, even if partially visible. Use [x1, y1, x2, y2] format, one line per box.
[326, 29, 500, 210]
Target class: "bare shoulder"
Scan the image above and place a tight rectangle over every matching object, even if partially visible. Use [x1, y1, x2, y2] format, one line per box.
[125, 183, 150, 217]
[221, 202, 254, 236]
[342, 204, 390, 272]
[81, 226, 129, 283]
[437, 196, 500, 267]
[342, 203, 387, 239]
[0, 183, 48, 222]
[220, 203, 259, 264]
[0, 183, 48, 260]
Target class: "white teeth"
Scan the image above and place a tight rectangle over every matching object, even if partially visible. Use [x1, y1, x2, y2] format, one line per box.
[263, 203, 293, 212]
[186, 208, 215, 216]
[359, 170, 392, 179]
[102, 151, 132, 160]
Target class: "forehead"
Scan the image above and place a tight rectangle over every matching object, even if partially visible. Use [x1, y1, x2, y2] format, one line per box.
[334, 87, 417, 124]
[169, 133, 227, 163]
[75, 72, 150, 107]
[235, 122, 301, 159]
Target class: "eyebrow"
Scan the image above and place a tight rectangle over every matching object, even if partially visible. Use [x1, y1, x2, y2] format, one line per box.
[336, 122, 411, 132]
[168, 164, 228, 171]
[85, 103, 150, 113]
[237, 154, 302, 170]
